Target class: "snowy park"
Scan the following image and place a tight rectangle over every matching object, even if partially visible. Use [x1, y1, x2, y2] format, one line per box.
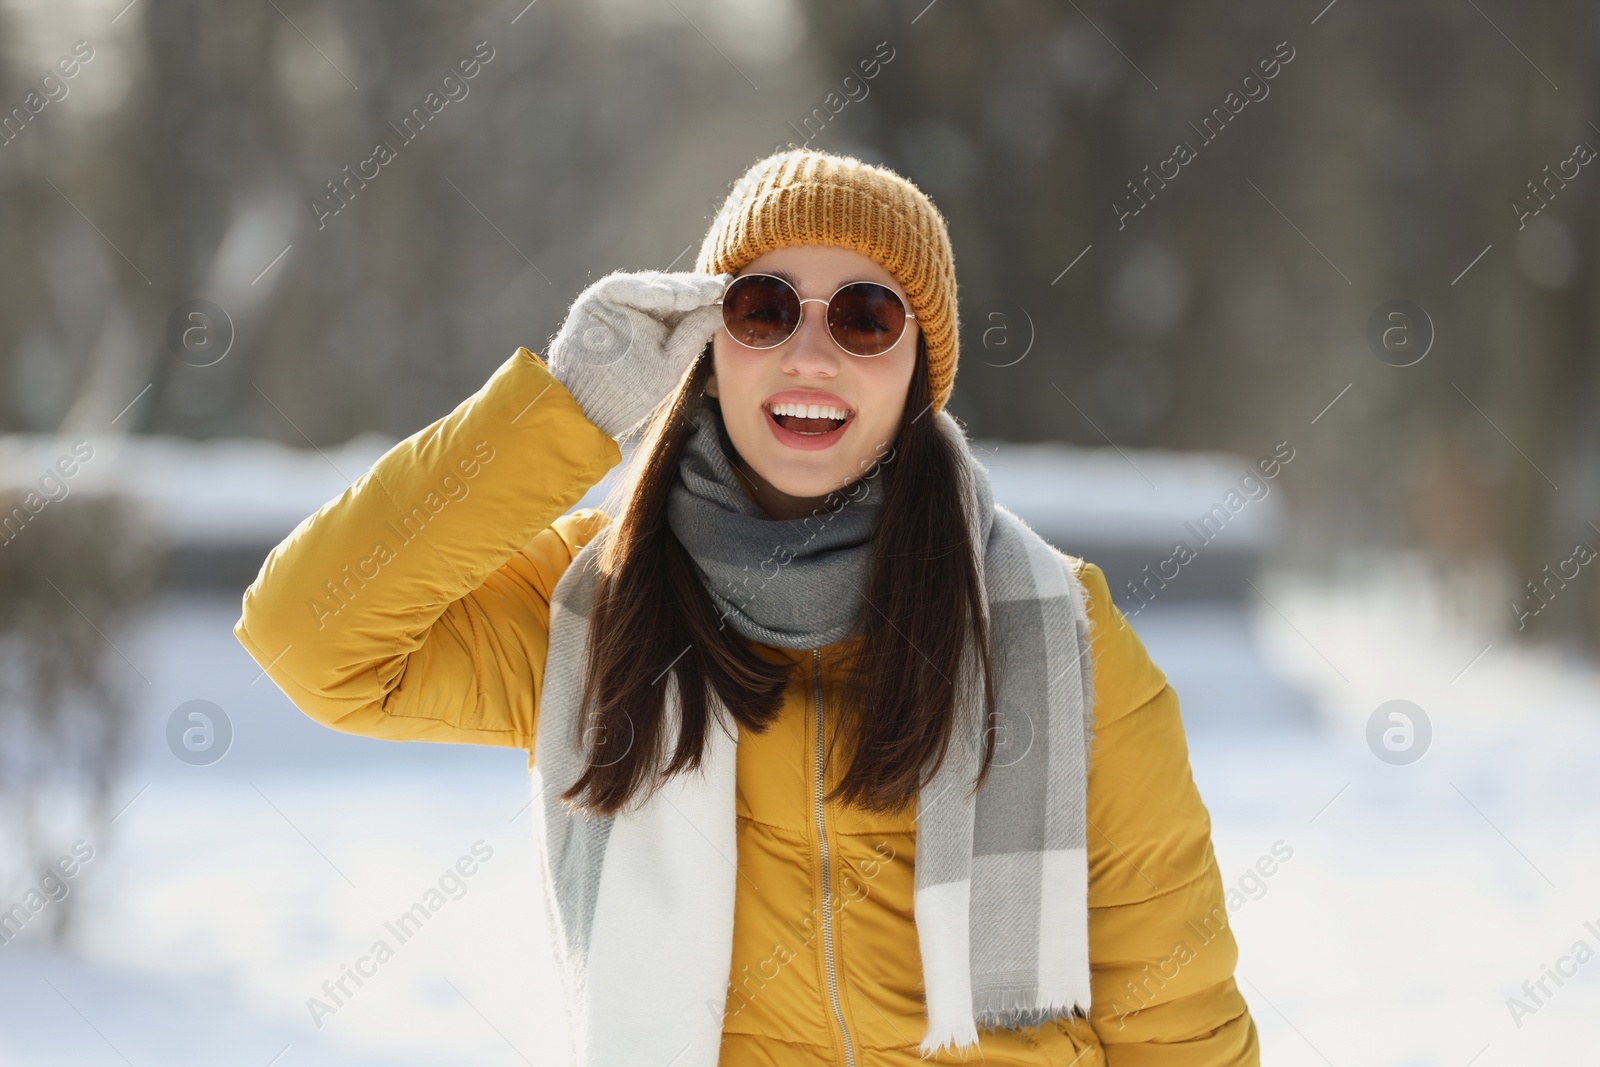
[0, 432, 1595, 1066]
[2, 3, 1597, 1064]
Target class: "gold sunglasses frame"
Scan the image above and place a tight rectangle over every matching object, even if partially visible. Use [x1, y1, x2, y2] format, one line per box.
[714, 272, 916, 358]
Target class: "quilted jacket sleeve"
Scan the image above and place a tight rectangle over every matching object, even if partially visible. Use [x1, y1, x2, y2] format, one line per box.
[233, 346, 621, 756]
[1072, 560, 1261, 1066]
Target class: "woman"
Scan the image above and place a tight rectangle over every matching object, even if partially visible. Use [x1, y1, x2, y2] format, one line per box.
[235, 149, 1259, 1066]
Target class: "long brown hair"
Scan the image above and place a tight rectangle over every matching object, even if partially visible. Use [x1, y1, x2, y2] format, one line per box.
[561, 332, 996, 817]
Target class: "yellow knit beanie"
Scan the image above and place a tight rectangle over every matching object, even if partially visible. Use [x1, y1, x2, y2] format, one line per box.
[694, 148, 961, 415]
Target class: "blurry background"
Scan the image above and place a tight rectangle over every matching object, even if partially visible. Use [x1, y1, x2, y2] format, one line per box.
[0, 0, 1596, 1064]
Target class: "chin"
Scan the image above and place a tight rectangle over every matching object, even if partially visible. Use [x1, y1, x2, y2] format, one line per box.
[766, 440, 892, 498]
[764, 467, 850, 500]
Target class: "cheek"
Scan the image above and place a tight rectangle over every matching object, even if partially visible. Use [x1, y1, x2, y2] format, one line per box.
[858, 349, 915, 430]
[710, 339, 768, 448]
[709, 336, 740, 400]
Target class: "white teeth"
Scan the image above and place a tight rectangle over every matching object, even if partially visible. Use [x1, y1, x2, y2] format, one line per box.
[768, 401, 850, 420]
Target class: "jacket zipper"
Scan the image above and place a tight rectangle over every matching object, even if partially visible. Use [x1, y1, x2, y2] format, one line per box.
[812, 647, 857, 1067]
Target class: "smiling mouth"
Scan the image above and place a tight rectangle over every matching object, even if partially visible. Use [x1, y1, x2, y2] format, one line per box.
[764, 400, 854, 435]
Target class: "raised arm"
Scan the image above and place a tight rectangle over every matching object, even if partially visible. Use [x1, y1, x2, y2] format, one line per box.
[233, 346, 620, 751]
[1073, 560, 1262, 1065]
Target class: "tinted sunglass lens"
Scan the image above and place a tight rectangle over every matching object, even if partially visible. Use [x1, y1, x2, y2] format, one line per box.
[722, 275, 799, 348]
[827, 282, 907, 356]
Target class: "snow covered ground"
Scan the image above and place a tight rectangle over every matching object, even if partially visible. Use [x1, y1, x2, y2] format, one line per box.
[0, 561, 1596, 1065]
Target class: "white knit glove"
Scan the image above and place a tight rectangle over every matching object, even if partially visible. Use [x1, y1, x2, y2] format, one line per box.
[544, 269, 734, 439]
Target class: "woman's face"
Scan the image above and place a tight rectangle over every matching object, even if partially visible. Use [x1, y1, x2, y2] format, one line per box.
[705, 243, 918, 520]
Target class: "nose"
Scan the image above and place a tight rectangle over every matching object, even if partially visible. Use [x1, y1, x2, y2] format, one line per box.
[777, 299, 842, 378]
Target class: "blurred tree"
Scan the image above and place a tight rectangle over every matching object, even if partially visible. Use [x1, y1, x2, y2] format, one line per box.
[0, 490, 163, 938]
[0, 0, 1594, 647]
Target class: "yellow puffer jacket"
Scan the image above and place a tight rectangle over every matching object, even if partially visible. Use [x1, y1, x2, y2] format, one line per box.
[234, 347, 1260, 1066]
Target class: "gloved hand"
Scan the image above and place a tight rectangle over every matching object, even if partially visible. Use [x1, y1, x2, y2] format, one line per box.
[544, 269, 734, 439]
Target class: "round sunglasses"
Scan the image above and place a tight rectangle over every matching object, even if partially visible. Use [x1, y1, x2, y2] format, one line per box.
[715, 272, 916, 358]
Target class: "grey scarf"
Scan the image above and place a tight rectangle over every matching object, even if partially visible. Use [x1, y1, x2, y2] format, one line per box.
[532, 402, 1096, 1066]
[666, 403, 889, 649]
